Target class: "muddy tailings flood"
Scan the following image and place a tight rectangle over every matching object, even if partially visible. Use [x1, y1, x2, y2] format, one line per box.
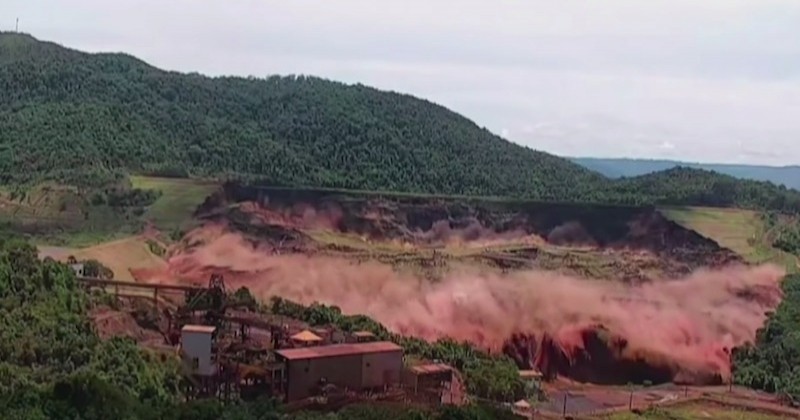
[137, 226, 784, 386]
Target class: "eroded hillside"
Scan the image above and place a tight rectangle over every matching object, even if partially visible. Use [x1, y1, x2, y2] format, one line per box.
[190, 184, 741, 282]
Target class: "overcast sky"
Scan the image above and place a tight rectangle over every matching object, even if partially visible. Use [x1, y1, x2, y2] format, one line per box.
[5, 0, 800, 165]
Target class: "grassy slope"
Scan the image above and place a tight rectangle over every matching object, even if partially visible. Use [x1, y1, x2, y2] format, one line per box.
[38, 236, 167, 281]
[660, 206, 798, 273]
[130, 176, 218, 230]
[0, 176, 216, 245]
[0, 183, 140, 246]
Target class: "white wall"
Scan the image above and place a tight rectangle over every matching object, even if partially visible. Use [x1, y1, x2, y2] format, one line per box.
[182, 332, 214, 376]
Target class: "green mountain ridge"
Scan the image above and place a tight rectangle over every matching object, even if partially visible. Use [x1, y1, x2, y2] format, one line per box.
[2, 33, 800, 213]
[571, 157, 800, 190]
[0, 32, 606, 200]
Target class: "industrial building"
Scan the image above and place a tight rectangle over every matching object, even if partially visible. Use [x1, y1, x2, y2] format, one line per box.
[276, 341, 403, 401]
[76, 274, 417, 406]
[181, 324, 218, 376]
[403, 363, 459, 405]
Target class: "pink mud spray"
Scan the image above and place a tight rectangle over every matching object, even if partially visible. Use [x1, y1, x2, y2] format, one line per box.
[136, 227, 785, 383]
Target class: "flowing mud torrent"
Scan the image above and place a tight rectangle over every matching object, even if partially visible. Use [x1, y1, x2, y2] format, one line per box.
[137, 229, 783, 386]
[140, 186, 785, 386]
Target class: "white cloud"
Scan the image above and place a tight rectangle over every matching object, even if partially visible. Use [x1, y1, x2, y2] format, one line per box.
[4, 0, 800, 165]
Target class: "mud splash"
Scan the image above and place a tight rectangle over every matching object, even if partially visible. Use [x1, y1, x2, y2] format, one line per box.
[137, 228, 784, 385]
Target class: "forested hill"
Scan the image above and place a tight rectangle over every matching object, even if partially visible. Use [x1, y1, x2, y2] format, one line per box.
[3, 33, 800, 213]
[605, 167, 800, 211]
[0, 32, 606, 200]
[571, 157, 800, 190]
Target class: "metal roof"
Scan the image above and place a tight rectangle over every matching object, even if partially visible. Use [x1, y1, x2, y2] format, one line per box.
[276, 341, 402, 361]
[291, 330, 323, 342]
[181, 324, 217, 334]
[409, 363, 452, 375]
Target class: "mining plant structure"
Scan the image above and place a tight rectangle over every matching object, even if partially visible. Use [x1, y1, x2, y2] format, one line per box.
[77, 273, 460, 407]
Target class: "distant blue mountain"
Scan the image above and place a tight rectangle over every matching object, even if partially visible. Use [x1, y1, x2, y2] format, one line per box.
[570, 157, 800, 190]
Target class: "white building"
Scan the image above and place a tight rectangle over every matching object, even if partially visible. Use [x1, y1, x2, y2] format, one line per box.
[180, 325, 217, 376]
[70, 263, 85, 277]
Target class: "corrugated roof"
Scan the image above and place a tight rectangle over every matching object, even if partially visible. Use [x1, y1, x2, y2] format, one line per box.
[182, 324, 216, 334]
[409, 363, 452, 375]
[291, 330, 323, 342]
[276, 341, 402, 361]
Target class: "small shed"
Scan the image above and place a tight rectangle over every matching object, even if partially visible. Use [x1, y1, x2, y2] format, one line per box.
[351, 331, 376, 343]
[403, 363, 454, 403]
[181, 325, 217, 376]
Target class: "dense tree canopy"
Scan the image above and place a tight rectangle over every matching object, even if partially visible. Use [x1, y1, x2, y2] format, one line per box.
[0, 32, 605, 201]
[603, 167, 800, 212]
[734, 275, 800, 400]
[3, 32, 800, 214]
[0, 236, 181, 419]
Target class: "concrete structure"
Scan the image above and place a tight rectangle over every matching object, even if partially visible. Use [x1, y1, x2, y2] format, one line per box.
[403, 363, 454, 404]
[276, 341, 403, 401]
[351, 331, 376, 343]
[69, 263, 85, 277]
[181, 325, 217, 376]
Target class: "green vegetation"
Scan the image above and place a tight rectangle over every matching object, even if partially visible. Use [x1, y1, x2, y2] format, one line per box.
[4, 33, 800, 215]
[0, 178, 159, 246]
[130, 176, 218, 230]
[608, 167, 800, 213]
[734, 274, 800, 399]
[0, 235, 516, 418]
[661, 206, 798, 273]
[660, 207, 762, 261]
[145, 239, 166, 257]
[0, 236, 180, 419]
[0, 32, 604, 202]
[270, 297, 526, 401]
[571, 157, 800, 191]
[763, 212, 800, 257]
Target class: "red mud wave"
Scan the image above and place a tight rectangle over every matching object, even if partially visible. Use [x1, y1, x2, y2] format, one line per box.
[137, 230, 784, 384]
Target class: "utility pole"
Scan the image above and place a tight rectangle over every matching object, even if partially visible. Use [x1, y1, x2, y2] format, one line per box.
[15, 18, 19, 32]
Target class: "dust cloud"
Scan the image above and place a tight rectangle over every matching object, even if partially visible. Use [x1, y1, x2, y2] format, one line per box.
[239, 201, 344, 231]
[139, 228, 784, 384]
[237, 201, 537, 247]
[417, 218, 534, 247]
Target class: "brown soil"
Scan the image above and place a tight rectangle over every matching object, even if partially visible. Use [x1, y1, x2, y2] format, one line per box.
[90, 300, 166, 347]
